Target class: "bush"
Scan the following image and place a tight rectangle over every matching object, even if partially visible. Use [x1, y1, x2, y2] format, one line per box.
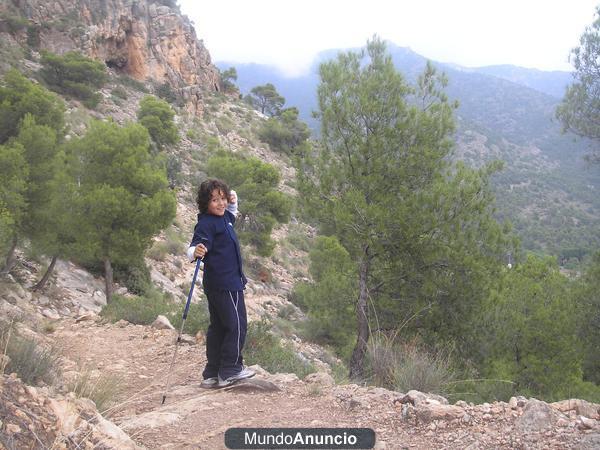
[215, 115, 235, 134]
[366, 334, 455, 395]
[245, 320, 315, 378]
[111, 86, 128, 100]
[67, 369, 124, 414]
[113, 259, 152, 296]
[117, 75, 148, 93]
[38, 51, 107, 107]
[155, 81, 178, 104]
[147, 241, 169, 261]
[258, 107, 311, 156]
[100, 291, 208, 336]
[137, 95, 179, 147]
[206, 152, 292, 256]
[0, 12, 27, 34]
[1, 321, 60, 386]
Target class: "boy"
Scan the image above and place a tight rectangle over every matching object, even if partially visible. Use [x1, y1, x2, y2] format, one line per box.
[187, 179, 254, 387]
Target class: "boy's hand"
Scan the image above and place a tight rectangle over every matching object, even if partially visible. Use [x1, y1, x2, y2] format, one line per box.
[229, 190, 237, 205]
[194, 243, 207, 259]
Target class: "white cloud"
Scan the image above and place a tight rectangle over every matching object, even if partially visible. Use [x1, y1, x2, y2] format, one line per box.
[179, 0, 598, 75]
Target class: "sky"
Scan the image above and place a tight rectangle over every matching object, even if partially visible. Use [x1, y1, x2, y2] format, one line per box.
[178, 0, 599, 77]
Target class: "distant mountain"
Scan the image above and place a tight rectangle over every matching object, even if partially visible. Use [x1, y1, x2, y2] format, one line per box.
[218, 43, 600, 260]
[467, 65, 572, 99]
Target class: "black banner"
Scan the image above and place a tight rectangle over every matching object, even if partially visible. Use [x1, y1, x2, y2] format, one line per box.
[224, 428, 376, 449]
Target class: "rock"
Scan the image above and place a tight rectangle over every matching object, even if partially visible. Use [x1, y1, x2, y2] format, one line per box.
[552, 399, 600, 420]
[225, 378, 280, 393]
[0, 354, 11, 369]
[115, 319, 129, 328]
[248, 364, 269, 377]
[115, 286, 128, 295]
[304, 372, 335, 387]
[151, 315, 174, 330]
[398, 390, 449, 407]
[75, 313, 98, 323]
[268, 373, 299, 384]
[515, 398, 566, 433]
[41, 308, 60, 320]
[6, 423, 22, 434]
[179, 333, 195, 345]
[195, 330, 205, 344]
[415, 402, 465, 423]
[576, 433, 600, 450]
[579, 416, 598, 430]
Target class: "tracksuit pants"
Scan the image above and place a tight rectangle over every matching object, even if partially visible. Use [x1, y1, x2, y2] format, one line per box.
[202, 289, 247, 380]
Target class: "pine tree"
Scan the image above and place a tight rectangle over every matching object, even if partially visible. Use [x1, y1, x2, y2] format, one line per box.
[206, 152, 291, 256]
[556, 6, 600, 163]
[67, 120, 176, 303]
[299, 37, 511, 379]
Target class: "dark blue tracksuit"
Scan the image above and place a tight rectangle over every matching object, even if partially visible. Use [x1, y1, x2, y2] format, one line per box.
[190, 209, 248, 380]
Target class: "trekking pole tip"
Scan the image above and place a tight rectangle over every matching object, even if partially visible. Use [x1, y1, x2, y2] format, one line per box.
[161, 395, 166, 405]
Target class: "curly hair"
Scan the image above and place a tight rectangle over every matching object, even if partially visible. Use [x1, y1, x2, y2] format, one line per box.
[196, 179, 230, 214]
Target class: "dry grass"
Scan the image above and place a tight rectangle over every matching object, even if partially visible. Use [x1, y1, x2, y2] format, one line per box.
[367, 333, 455, 395]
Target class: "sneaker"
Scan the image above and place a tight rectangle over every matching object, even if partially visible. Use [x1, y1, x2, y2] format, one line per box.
[200, 377, 218, 388]
[217, 366, 255, 387]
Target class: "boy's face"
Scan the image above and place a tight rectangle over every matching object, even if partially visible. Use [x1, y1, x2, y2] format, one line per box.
[207, 189, 228, 216]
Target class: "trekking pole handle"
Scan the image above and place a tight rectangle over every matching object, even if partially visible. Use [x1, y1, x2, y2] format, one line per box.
[182, 257, 202, 320]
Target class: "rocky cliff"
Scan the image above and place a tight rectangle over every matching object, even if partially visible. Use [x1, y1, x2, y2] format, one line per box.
[1, 0, 220, 112]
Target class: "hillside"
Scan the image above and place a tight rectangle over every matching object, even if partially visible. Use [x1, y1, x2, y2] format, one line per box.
[224, 43, 600, 261]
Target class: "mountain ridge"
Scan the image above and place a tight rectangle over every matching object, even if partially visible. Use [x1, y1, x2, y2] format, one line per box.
[218, 44, 600, 258]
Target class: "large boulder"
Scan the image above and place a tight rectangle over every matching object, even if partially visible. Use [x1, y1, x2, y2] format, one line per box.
[515, 398, 567, 433]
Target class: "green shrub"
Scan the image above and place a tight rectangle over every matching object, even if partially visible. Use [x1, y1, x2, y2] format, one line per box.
[155, 81, 178, 104]
[166, 154, 183, 188]
[100, 291, 208, 336]
[0, 13, 27, 34]
[38, 51, 107, 107]
[206, 152, 292, 256]
[111, 86, 128, 100]
[117, 75, 148, 93]
[137, 95, 179, 147]
[366, 334, 455, 395]
[165, 225, 185, 254]
[147, 241, 169, 261]
[1, 321, 60, 386]
[244, 320, 315, 378]
[215, 115, 235, 134]
[113, 259, 152, 296]
[258, 107, 311, 156]
[26, 24, 41, 48]
[446, 377, 516, 404]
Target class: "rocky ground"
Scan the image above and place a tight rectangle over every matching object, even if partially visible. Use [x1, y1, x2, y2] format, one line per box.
[1, 303, 599, 449]
[0, 190, 599, 449]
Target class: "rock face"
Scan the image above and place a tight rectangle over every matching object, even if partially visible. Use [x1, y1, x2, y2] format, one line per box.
[4, 0, 220, 112]
[0, 373, 140, 449]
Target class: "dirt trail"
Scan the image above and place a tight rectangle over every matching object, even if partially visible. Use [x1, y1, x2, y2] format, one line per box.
[53, 318, 408, 449]
[51, 318, 599, 450]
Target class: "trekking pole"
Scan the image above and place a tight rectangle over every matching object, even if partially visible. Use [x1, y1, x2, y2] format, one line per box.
[161, 257, 202, 404]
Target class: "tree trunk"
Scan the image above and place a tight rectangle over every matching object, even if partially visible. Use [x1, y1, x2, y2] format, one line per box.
[104, 257, 113, 304]
[32, 255, 58, 291]
[349, 246, 371, 380]
[1, 235, 18, 275]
